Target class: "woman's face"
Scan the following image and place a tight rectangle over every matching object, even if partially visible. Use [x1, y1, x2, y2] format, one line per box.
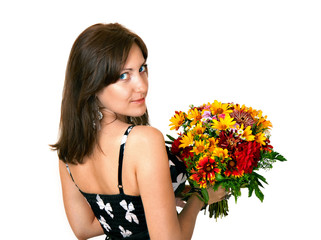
[97, 43, 148, 121]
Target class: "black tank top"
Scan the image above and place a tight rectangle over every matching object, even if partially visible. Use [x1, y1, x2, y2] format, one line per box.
[66, 125, 187, 239]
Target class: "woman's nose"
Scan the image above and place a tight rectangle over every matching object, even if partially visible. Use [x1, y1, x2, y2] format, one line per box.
[134, 72, 148, 93]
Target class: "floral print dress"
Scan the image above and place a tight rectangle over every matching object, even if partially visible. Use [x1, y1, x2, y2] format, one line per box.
[66, 125, 187, 240]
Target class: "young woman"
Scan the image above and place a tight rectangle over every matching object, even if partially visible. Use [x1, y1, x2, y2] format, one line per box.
[52, 23, 227, 240]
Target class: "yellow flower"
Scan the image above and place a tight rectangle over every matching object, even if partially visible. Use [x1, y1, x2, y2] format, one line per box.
[191, 139, 209, 155]
[256, 114, 272, 132]
[255, 132, 266, 145]
[241, 125, 255, 141]
[208, 137, 218, 152]
[212, 114, 236, 131]
[210, 100, 233, 116]
[234, 103, 247, 112]
[250, 108, 262, 119]
[169, 111, 185, 130]
[212, 147, 229, 159]
[179, 132, 194, 148]
[193, 122, 206, 135]
[187, 108, 202, 125]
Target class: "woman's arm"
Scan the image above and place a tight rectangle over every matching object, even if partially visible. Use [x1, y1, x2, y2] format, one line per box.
[131, 126, 225, 240]
[59, 161, 104, 240]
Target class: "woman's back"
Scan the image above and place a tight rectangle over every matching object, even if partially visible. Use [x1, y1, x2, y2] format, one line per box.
[67, 122, 140, 197]
[67, 124, 151, 239]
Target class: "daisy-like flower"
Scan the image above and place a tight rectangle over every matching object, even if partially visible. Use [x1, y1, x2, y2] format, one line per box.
[236, 124, 255, 141]
[210, 100, 233, 116]
[212, 147, 229, 160]
[179, 132, 194, 148]
[255, 132, 266, 145]
[169, 111, 186, 130]
[224, 159, 244, 178]
[230, 109, 255, 128]
[190, 156, 220, 188]
[191, 139, 209, 155]
[212, 114, 236, 131]
[193, 122, 206, 135]
[187, 107, 202, 125]
[208, 137, 218, 152]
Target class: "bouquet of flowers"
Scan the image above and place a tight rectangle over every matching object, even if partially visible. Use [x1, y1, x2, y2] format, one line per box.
[167, 100, 286, 219]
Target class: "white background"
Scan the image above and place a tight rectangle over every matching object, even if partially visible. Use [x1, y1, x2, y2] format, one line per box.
[1, 0, 320, 239]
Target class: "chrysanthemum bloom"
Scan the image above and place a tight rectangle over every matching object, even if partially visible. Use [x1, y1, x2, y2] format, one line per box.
[210, 100, 233, 116]
[190, 156, 220, 188]
[212, 114, 236, 131]
[217, 131, 240, 152]
[169, 111, 186, 130]
[230, 109, 255, 128]
[234, 141, 261, 174]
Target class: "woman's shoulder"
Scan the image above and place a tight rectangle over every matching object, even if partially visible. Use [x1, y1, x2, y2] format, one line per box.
[126, 125, 166, 158]
[130, 125, 164, 143]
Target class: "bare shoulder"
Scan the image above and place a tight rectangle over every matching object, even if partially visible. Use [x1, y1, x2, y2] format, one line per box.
[128, 125, 165, 146]
[125, 125, 167, 167]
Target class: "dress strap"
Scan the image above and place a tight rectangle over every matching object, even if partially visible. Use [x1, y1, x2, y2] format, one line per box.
[118, 125, 134, 194]
[66, 163, 80, 190]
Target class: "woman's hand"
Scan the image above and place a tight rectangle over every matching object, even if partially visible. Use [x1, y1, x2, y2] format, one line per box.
[207, 185, 228, 205]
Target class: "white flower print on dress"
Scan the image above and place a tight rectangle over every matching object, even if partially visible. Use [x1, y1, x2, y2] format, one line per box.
[169, 160, 175, 167]
[119, 225, 132, 238]
[96, 194, 114, 219]
[119, 200, 139, 224]
[172, 173, 187, 191]
[99, 216, 111, 232]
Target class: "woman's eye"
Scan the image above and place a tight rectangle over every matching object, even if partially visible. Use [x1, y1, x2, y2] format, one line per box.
[139, 64, 147, 73]
[119, 72, 129, 80]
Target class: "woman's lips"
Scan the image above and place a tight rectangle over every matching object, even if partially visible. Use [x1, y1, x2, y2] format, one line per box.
[131, 98, 145, 104]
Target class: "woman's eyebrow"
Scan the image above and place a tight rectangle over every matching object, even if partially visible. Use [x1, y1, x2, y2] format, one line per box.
[122, 61, 146, 71]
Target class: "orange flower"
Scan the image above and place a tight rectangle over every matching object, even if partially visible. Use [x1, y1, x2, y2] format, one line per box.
[190, 156, 220, 188]
[169, 111, 186, 130]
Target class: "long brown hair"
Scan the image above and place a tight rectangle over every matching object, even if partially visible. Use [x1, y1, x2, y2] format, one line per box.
[51, 23, 149, 164]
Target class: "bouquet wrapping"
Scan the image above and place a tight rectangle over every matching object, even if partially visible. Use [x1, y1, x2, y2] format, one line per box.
[167, 100, 286, 219]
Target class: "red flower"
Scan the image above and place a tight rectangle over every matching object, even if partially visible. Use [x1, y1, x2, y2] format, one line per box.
[171, 137, 182, 155]
[224, 159, 244, 178]
[190, 156, 220, 188]
[180, 147, 194, 168]
[261, 139, 273, 152]
[217, 131, 240, 153]
[234, 141, 261, 174]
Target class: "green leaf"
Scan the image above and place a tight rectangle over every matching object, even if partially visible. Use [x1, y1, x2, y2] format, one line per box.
[201, 188, 209, 204]
[254, 187, 264, 202]
[215, 173, 225, 181]
[253, 172, 268, 185]
[275, 152, 287, 161]
[166, 134, 176, 141]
